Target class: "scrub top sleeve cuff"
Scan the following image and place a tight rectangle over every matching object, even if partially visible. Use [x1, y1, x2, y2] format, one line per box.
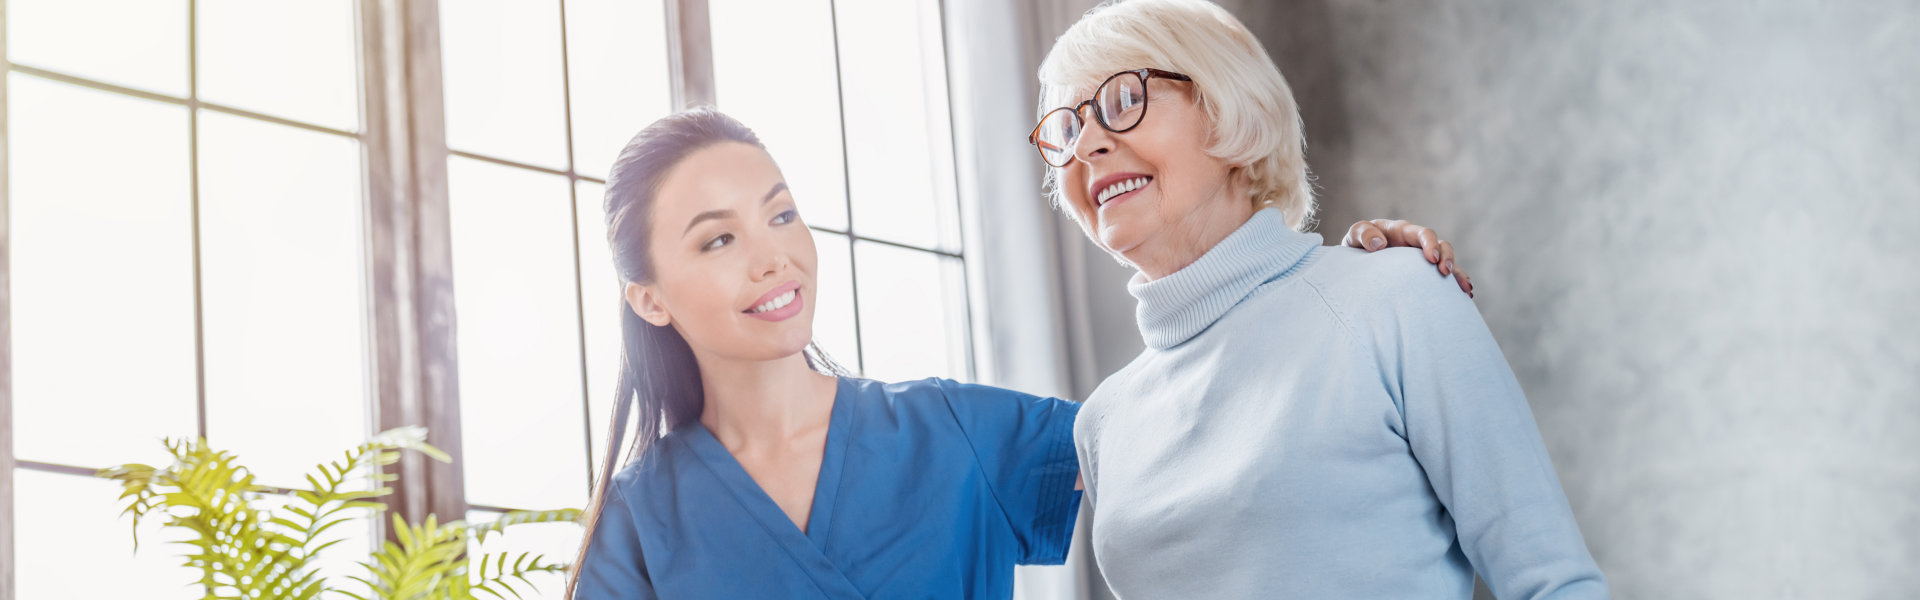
[1023, 400, 1083, 566]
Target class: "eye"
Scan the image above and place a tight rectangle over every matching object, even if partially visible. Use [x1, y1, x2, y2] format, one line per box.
[770, 209, 799, 226]
[700, 233, 733, 252]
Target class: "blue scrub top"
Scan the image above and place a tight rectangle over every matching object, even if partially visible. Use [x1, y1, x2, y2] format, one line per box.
[574, 377, 1082, 599]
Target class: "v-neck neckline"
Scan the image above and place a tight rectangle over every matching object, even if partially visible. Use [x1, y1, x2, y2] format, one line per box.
[681, 376, 852, 549]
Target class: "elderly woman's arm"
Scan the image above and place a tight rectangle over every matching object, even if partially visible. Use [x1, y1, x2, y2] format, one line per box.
[1342, 219, 1475, 297]
[1360, 259, 1607, 599]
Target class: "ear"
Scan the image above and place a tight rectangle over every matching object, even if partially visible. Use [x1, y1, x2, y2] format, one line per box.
[625, 281, 673, 327]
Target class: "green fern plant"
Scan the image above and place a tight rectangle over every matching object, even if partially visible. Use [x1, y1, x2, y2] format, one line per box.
[97, 427, 583, 600]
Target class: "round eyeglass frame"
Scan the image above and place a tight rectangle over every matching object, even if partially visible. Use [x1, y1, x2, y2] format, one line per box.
[1028, 68, 1193, 168]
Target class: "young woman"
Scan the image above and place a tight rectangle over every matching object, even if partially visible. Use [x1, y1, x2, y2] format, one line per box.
[565, 108, 1467, 599]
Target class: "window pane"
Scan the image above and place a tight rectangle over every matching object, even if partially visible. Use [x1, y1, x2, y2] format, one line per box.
[7, 74, 197, 469]
[197, 0, 360, 131]
[853, 243, 968, 383]
[14, 470, 200, 600]
[197, 111, 367, 489]
[575, 181, 628, 475]
[6, 0, 188, 97]
[836, 0, 961, 251]
[810, 230, 859, 373]
[448, 157, 589, 510]
[565, 0, 671, 180]
[709, 0, 848, 231]
[440, 0, 570, 169]
[467, 510, 584, 600]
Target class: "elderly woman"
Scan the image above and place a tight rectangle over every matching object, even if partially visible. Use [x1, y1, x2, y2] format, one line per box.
[1033, 1, 1607, 598]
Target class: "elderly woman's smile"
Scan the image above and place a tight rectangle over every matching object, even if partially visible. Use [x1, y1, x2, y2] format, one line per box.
[1091, 173, 1153, 206]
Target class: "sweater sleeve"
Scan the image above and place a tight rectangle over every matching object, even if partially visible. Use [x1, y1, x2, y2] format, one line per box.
[1344, 254, 1609, 599]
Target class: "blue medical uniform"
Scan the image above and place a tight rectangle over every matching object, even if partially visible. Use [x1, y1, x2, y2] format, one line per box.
[573, 377, 1082, 599]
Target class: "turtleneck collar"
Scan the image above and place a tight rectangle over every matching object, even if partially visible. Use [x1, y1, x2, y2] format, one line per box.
[1126, 208, 1322, 349]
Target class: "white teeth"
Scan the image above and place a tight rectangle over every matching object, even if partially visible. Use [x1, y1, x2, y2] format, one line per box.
[750, 290, 797, 314]
[1097, 177, 1150, 204]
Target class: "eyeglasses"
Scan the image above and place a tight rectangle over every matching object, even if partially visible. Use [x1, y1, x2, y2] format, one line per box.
[1029, 68, 1193, 168]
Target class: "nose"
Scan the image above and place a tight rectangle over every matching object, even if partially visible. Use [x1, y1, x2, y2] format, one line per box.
[747, 234, 790, 283]
[1072, 106, 1113, 164]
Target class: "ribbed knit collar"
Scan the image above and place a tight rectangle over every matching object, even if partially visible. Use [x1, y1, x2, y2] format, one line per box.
[1127, 208, 1322, 349]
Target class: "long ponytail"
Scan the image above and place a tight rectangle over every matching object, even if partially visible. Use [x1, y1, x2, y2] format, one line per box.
[565, 108, 845, 598]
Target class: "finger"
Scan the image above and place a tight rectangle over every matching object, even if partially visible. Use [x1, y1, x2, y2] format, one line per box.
[1342, 221, 1376, 249]
[1359, 223, 1387, 251]
[1372, 219, 1403, 246]
[1438, 239, 1456, 276]
[1415, 227, 1441, 263]
[1367, 219, 1397, 250]
[1457, 269, 1474, 297]
[1374, 219, 1412, 248]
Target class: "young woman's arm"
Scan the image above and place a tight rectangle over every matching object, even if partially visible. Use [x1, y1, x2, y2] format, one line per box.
[935, 380, 1084, 566]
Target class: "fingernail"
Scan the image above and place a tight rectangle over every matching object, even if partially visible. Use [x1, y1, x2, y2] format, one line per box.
[1443, 259, 1454, 275]
[1367, 236, 1385, 251]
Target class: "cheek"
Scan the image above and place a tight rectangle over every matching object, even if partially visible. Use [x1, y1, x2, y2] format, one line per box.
[1058, 167, 1096, 217]
[784, 228, 819, 279]
[659, 274, 729, 327]
[1147, 141, 1230, 209]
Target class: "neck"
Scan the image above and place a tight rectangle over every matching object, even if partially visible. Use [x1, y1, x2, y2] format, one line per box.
[1126, 187, 1260, 281]
[693, 349, 836, 450]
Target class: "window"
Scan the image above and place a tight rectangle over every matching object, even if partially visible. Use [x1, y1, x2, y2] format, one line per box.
[4, 0, 368, 597]
[3, 0, 974, 598]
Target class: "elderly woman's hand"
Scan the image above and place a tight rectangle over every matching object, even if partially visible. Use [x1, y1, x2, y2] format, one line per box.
[1342, 219, 1474, 297]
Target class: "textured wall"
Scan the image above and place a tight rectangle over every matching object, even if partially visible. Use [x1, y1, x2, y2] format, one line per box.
[1051, 1, 1920, 598]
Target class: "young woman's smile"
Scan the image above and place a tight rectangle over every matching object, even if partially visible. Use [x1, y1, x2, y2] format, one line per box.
[742, 280, 804, 322]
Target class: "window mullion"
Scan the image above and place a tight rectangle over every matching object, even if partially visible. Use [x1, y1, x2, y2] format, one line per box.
[2, 0, 19, 596]
[1, 3, 16, 595]
[358, 0, 468, 537]
[667, 0, 715, 108]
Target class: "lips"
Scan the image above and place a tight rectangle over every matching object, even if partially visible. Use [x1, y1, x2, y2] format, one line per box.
[742, 281, 804, 322]
[1090, 172, 1153, 206]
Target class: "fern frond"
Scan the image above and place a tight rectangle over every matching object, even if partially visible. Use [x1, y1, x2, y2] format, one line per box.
[465, 508, 583, 545]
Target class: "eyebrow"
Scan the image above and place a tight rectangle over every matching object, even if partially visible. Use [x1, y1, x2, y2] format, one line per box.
[681, 182, 791, 237]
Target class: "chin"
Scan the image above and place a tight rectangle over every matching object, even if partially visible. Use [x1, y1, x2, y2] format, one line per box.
[739, 337, 815, 363]
[1098, 223, 1146, 256]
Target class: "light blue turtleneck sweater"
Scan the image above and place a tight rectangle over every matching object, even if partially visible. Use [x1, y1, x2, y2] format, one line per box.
[1076, 208, 1607, 599]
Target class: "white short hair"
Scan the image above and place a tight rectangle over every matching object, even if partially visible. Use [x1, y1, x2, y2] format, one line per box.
[1038, 0, 1315, 231]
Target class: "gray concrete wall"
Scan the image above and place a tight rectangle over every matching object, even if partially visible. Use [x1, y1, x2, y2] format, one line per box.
[1038, 1, 1920, 598]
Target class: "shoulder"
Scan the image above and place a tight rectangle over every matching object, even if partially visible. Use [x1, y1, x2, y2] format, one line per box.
[845, 376, 956, 415]
[1300, 245, 1496, 376]
[608, 431, 696, 496]
[879, 377, 1078, 426]
[855, 376, 1059, 409]
[1303, 245, 1471, 322]
[835, 376, 1012, 430]
[1307, 246, 1460, 301]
